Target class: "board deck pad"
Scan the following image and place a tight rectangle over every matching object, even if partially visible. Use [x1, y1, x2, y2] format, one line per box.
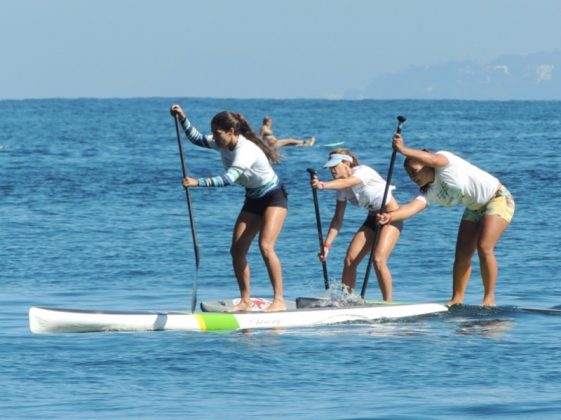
[200, 298, 297, 313]
[295, 295, 389, 309]
[201, 296, 396, 312]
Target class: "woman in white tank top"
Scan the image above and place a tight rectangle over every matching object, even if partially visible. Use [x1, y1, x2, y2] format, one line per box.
[311, 148, 402, 301]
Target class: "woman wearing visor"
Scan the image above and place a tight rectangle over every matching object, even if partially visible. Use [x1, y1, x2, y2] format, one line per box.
[311, 148, 402, 301]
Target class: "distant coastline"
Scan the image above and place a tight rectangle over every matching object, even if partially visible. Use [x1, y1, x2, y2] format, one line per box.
[348, 50, 561, 101]
[1, 50, 561, 102]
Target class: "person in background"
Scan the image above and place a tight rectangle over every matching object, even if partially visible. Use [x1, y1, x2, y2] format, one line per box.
[311, 148, 402, 301]
[170, 104, 288, 312]
[260, 116, 315, 148]
[377, 133, 515, 306]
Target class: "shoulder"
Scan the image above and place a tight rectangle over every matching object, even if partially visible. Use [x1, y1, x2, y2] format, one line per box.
[238, 135, 254, 147]
[236, 136, 265, 157]
[432, 151, 452, 167]
[436, 150, 454, 159]
[352, 165, 373, 176]
[353, 165, 380, 180]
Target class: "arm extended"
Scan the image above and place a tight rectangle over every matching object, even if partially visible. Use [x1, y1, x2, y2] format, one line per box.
[378, 198, 427, 224]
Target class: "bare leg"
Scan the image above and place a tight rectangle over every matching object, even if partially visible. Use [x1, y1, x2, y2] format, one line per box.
[450, 219, 479, 305]
[276, 137, 315, 147]
[275, 138, 304, 147]
[477, 215, 510, 306]
[372, 222, 402, 301]
[229, 211, 261, 312]
[259, 206, 288, 312]
[341, 226, 373, 292]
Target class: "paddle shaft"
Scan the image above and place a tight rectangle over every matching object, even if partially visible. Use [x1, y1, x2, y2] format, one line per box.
[307, 168, 330, 289]
[174, 115, 201, 312]
[360, 116, 405, 298]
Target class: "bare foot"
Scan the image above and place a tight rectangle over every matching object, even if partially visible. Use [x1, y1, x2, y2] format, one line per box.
[228, 300, 253, 312]
[263, 299, 287, 312]
[304, 137, 316, 147]
[447, 299, 464, 306]
[480, 299, 496, 307]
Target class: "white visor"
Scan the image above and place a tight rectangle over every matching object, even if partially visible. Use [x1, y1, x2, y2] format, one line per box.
[323, 153, 352, 168]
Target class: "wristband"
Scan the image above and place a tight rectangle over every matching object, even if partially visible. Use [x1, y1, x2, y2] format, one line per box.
[323, 242, 331, 249]
[320, 182, 326, 190]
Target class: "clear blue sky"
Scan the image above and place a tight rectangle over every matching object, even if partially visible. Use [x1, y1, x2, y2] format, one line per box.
[2, 0, 560, 99]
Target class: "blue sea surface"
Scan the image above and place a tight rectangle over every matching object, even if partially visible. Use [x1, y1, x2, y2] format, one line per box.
[2, 98, 561, 419]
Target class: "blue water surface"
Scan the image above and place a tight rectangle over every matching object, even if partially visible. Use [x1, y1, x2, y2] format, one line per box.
[2, 98, 561, 419]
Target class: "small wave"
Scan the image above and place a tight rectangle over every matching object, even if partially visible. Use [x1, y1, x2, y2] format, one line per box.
[446, 304, 561, 316]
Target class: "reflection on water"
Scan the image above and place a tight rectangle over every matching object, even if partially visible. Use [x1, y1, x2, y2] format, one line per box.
[444, 305, 516, 337]
[453, 318, 514, 337]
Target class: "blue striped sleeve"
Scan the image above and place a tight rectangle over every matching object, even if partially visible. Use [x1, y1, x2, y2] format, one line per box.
[198, 167, 244, 187]
[180, 117, 212, 149]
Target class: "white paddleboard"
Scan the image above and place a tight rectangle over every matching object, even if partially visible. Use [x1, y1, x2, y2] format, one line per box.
[29, 301, 448, 334]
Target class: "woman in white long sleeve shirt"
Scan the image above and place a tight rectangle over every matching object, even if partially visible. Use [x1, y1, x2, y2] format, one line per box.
[170, 104, 287, 312]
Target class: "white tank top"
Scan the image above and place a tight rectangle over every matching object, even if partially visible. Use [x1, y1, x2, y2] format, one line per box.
[336, 165, 393, 211]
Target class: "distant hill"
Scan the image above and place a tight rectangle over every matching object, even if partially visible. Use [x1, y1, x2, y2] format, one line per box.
[351, 51, 561, 100]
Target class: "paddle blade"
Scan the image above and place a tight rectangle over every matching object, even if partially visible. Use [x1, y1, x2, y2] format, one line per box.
[191, 271, 198, 313]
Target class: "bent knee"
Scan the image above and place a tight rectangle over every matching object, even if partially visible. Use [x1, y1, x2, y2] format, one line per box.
[373, 253, 388, 269]
[343, 253, 362, 269]
[230, 246, 243, 259]
[258, 241, 277, 257]
[477, 242, 496, 258]
[455, 245, 476, 261]
[231, 242, 250, 259]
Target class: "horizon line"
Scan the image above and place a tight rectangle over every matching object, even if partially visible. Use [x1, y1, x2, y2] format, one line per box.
[1, 95, 560, 102]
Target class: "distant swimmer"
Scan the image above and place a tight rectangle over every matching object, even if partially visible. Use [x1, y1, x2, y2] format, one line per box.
[259, 116, 315, 148]
[377, 133, 515, 307]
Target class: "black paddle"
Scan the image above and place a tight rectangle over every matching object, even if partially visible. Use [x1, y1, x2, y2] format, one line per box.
[360, 115, 406, 299]
[307, 168, 330, 290]
[173, 114, 201, 313]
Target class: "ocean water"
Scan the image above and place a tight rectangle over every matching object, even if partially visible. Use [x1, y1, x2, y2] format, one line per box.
[2, 98, 561, 419]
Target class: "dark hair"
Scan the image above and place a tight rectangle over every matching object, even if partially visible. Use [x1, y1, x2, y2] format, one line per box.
[403, 149, 432, 193]
[330, 147, 359, 167]
[262, 116, 272, 125]
[403, 157, 416, 170]
[211, 111, 281, 164]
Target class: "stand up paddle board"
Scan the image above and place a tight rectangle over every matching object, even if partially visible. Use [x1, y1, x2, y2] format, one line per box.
[29, 299, 448, 334]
